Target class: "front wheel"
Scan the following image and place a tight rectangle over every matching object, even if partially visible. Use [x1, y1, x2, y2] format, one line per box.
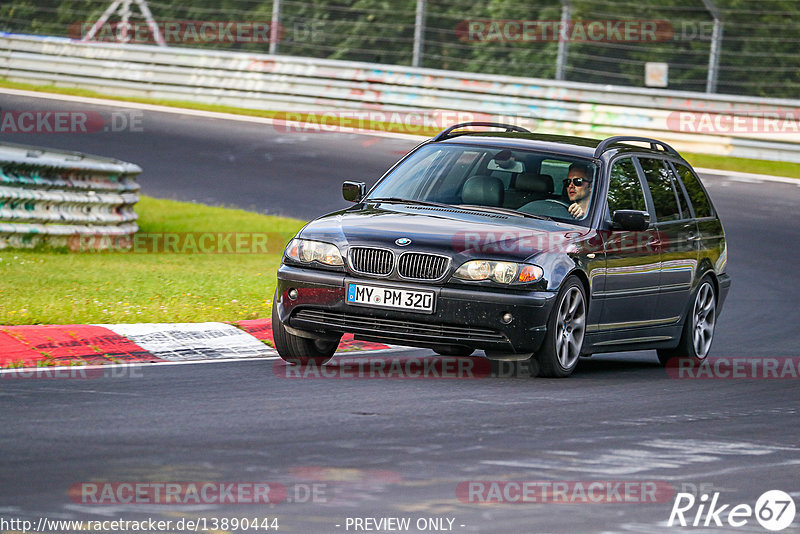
[657, 278, 716, 365]
[272, 292, 340, 366]
[535, 277, 587, 378]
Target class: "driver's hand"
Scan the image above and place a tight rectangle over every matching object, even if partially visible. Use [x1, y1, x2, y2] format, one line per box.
[568, 202, 584, 218]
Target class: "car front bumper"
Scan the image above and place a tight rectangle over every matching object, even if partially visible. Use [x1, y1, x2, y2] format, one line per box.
[275, 264, 558, 354]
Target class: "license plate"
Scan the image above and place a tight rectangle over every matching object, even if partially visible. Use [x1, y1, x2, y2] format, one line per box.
[346, 283, 435, 313]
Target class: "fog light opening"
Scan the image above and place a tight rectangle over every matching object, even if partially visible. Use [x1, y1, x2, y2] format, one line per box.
[501, 312, 513, 324]
[288, 288, 299, 301]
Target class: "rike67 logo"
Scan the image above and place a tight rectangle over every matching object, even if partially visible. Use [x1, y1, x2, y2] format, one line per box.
[668, 490, 796, 531]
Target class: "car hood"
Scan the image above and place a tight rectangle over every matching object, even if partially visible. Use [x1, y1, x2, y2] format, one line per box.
[298, 203, 593, 263]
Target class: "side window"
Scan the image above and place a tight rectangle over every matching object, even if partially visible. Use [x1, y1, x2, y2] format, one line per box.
[674, 163, 713, 218]
[607, 158, 647, 214]
[638, 158, 682, 222]
[664, 163, 691, 217]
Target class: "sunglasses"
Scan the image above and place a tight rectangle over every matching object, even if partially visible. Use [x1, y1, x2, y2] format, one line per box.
[564, 178, 590, 187]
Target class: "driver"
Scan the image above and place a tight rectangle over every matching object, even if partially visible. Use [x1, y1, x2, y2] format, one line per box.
[565, 163, 593, 219]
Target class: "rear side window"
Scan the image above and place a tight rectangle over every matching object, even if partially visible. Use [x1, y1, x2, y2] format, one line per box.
[607, 158, 647, 213]
[664, 163, 691, 217]
[638, 158, 682, 222]
[674, 163, 713, 218]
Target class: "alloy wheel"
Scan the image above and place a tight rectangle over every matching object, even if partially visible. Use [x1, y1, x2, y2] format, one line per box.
[555, 286, 586, 370]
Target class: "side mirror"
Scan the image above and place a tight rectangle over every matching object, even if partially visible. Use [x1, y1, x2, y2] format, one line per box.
[612, 210, 650, 231]
[342, 181, 366, 203]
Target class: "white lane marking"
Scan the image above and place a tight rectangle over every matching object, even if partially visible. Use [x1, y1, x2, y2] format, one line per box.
[0, 87, 426, 141]
[100, 322, 276, 361]
[0, 346, 419, 373]
[727, 176, 763, 184]
[0, 356, 279, 374]
[481, 439, 797, 476]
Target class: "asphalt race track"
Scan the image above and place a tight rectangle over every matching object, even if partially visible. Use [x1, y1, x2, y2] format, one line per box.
[1, 91, 799, 533]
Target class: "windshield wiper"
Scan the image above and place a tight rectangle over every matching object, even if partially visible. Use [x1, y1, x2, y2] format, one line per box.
[368, 198, 552, 220]
[367, 197, 452, 209]
[458, 204, 552, 221]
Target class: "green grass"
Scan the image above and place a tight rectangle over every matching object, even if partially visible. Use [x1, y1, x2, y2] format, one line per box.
[5, 78, 798, 180]
[681, 152, 800, 179]
[0, 196, 305, 325]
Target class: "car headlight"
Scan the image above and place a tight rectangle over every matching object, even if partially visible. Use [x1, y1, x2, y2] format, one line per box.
[285, 239, 343, 266]
[453, 260, 543, 284]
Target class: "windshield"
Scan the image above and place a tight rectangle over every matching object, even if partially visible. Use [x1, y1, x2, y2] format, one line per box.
[367, 144, 599, 225]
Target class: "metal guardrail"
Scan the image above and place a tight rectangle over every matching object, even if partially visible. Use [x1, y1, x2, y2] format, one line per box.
[1, 32, 799, 163]
[0, 140, 140, 248]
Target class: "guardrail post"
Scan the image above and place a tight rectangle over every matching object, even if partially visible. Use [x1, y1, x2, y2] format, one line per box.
[269, 0, 282, 55]
[555, 0, 571, 81]
[701, 0, 723, 93]
[412, 0, 427, 68]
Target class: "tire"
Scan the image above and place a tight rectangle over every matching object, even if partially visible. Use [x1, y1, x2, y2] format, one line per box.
[535, 276, 587, 378]
[433, 345, 475, 357]
[272, 292, 340, 366]
[657, 277, 716, 366]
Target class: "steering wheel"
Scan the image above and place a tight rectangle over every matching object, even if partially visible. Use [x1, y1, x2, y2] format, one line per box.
[518, 198, 572, 218]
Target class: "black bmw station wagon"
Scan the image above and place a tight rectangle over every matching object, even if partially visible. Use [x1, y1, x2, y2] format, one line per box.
[273, 122, 730, 377]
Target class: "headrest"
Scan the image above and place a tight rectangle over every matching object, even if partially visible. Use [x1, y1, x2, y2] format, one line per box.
[539, 174, 554, 193]
[461, 175, 504, 206]
[516, 172, 553, 194]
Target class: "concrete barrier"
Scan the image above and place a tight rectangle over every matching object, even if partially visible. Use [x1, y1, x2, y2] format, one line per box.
[0, 140, 140, 248]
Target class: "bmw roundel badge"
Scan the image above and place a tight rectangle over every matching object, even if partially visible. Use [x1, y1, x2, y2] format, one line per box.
[395, 237, 412, 246]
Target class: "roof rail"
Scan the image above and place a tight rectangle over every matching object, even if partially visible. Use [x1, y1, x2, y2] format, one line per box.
[593, 136, 678, 158]
[431, 122, 530, 142]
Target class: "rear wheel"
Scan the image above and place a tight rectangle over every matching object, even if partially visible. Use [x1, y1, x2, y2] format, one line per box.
[535, 277, 587, 378]
[657, 278, 716, 365]
[272, 293, 340, 366]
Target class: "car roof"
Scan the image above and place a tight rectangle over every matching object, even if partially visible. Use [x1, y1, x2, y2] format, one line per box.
[435, 132, 682, 161]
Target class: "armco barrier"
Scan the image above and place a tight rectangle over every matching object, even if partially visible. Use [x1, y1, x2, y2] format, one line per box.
[0, 141, 140, 248]
[1, 33, 799, 162]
